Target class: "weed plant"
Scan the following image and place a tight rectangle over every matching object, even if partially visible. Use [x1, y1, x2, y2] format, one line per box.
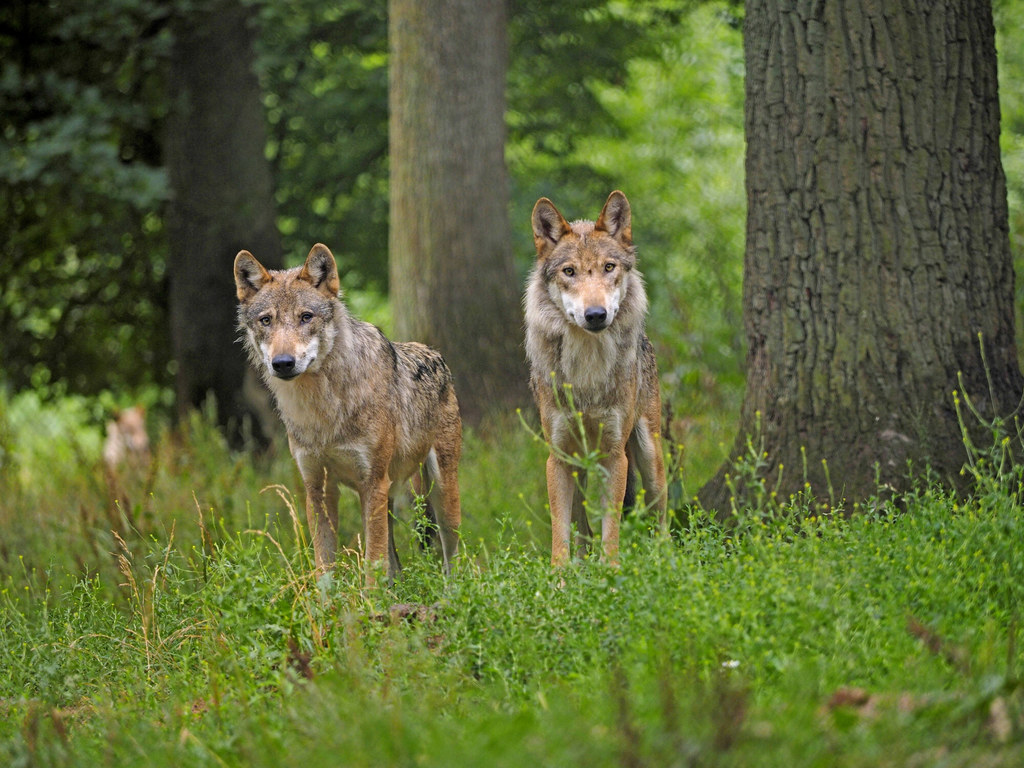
[1, 389, 1023, 766]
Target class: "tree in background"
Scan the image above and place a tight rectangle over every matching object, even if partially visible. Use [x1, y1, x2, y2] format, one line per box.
[164, 0, 281, 440]
[699, 0, 1024, 511]
[0, 0, 281, 439]
[256, 0, 665, 292]
[388, 0, 528, 423]
[0, 0, 664, 422]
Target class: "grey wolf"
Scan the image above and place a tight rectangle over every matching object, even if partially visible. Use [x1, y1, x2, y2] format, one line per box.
[525, 190, 667, 566]
[234, 243, 461, 584]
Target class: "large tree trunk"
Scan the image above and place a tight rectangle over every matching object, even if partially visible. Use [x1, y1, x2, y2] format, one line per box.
[388, 0, 529, 425]
[699, 0, 1023, 512]
[165, 0, 281, 442]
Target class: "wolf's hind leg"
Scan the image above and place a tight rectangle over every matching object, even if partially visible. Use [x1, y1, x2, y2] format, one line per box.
[360, 472, 393, 586]
[428, 440, 461, 574]
[387, 497, 402, 577]
[630, 414, 667, 527]
[303, 465, 339, 572]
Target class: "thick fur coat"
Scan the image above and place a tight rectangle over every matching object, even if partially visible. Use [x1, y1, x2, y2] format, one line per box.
[234, 244, 461, 583]
[525, 191, 666, 565]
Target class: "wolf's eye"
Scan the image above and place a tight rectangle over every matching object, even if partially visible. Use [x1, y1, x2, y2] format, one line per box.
[562, 267, 575, 277]
[604, 262, 616, 273]
[259, 315, 272, 327]
[299, 312, 314, 325]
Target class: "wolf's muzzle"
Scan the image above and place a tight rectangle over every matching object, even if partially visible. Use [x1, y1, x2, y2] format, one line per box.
[584, 306, 609, 331]
[272, 354, 299, 379]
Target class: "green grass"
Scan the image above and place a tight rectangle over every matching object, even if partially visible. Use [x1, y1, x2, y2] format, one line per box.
[1, 392, 1023, 766]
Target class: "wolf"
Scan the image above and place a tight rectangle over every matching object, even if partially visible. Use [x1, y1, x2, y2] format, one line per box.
[234, 243, 461, 584]
[525, 190, 667, 566]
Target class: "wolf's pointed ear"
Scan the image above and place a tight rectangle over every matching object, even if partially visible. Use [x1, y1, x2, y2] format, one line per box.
[595, 190, 632, 246]
[234, 250, 272, 303]
[531, 198, 571, 260]
[299, 243, 341, 298]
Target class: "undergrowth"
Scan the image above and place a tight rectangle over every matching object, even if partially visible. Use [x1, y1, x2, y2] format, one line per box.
[1, 390, 1023, 766]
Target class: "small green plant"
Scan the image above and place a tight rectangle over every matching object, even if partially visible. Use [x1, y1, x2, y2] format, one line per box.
[715, 411, 824, 531]
[953, 334, 1024, 500]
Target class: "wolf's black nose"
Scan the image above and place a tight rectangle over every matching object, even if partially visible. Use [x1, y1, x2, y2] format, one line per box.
[272, 355, 296, 375]
[584, 307, 608, 328]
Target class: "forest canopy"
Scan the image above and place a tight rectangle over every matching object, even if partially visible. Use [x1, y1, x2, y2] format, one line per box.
[1, 0, 1022, 433]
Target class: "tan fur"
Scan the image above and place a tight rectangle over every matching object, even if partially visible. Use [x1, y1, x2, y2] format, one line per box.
[234, 244, 462, 585]
[101, 405, 152, 525]
[525, 191, 667, 566]
[102, 406, 150, 470]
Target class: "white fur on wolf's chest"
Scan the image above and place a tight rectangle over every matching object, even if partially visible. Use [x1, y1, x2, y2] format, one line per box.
[292, 440, 372, 489]
[269, 375, 330, 435]
[268, 372, 371, 446]
[269, 371, 430, 491]
[555, 326, 625, 395]
[276, 382, 375, 489]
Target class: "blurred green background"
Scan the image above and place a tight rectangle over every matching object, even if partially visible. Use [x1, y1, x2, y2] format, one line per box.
[1, 0, 1022, 482]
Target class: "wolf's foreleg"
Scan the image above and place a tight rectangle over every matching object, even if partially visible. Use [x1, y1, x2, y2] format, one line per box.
[303, 466, 339, 572]
[599, 448, 629, 566]
[361, 473, 393, 586]
[629, 414, 669, 528]
[546, 454, 575, 567]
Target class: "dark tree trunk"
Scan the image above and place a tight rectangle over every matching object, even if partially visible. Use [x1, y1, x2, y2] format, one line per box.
[165, 0, 281, 442]
[388, 0, 529, 425]
[699, 0, 1023, 512]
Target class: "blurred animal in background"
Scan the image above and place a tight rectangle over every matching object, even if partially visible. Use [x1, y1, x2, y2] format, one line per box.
[101, 405, 152, 529]
[102, 405, 151, 470]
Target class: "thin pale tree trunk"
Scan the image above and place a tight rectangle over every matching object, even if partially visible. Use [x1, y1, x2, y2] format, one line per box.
[389, 0, 529, 424]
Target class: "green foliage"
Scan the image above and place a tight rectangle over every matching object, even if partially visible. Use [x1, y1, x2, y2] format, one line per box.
[506, 0, 685, 226]
[0, 1, 173, 396]
[253, 0, 390, 283]
[0, 388, 298, 595]
[2, 397, 1024, 765]
[996, 1, 1024, 360]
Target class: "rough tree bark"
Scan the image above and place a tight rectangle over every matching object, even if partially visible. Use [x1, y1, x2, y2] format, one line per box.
[388, 0, 529, 425]
[165, 0, 281, 442]
[699, 0, 1023, 512]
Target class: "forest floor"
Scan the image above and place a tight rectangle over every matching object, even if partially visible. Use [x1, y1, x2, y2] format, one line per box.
[1, 394, 1023, 766]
